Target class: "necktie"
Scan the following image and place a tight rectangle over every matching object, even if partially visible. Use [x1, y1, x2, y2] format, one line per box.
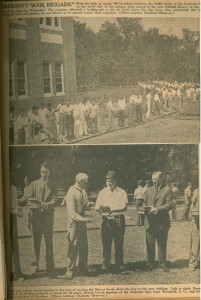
[41, 183, 45, 202]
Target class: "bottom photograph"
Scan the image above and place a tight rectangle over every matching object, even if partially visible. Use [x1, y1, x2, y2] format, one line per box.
[8, 144, 199, 290]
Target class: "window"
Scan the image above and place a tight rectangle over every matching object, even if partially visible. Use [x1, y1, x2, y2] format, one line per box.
[17, 62, 26, 96]
[46, 17, 52, 26]
[55, 63, 63, 93]
[54, 17, 59, 27]
[43, 63, 52, 94]
[39, 17, 61, 29]
[9, 62, 14, 97]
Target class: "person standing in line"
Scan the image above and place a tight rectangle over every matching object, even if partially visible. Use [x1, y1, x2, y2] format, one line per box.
[78, 98, 88, 137]
[58, 173, 94, 280]
[45, 103, 58, 140]
[9, 106, 17, 145]
[89, 99, 99, 134]
[38, 103, 47, 129]
[55, 99, 66, 142]
[128, 92, 136, 125]
[177, 88, 183, 109]
[16, 109, 27, 145]
[65, 99, 75, 140]
[162, 88, 167, 110]
[186, 87, 192, 106]
[10, 173, 24, 281]
[28, 162, 57, 279]
[143, 172, 173, 272]
[134, 180, 145, 226]
[118, 96, 126, 128]
[181, 182, 193, 221]
[95, 171, 128, 272]
[107, 97, 116, 131]
[154, 92, 161, 115]
[31, 107, 42, 144]
[188, 188, 199, 271]
[145, 92, 152, 119]
[135, 92, 142, 123]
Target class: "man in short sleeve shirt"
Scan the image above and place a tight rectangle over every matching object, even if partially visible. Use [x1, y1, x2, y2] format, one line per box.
[95, 171, 128, 272]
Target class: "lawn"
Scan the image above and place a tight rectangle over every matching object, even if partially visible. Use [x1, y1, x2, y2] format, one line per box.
[11, 205, 200, 287]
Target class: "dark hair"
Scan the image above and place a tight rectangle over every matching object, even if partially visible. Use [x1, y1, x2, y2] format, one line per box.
[41, 162, 50, 170]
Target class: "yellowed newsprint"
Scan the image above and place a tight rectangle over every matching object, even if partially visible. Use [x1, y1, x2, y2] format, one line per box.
[0, 0, 200, 299]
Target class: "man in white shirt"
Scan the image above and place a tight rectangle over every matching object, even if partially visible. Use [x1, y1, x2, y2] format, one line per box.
[134, 93, 142, 123]
[107, 97, 116, 131]
[154, 92, 161, 115]
[134, 180, 145, 226]
[95, 171, 128, 272]
[186, 88, 192, 106]
[128, 93, 136, 125]
[181, 182, 193, 221]
[146, 92, 152, 119]
[55, 99, 66, 141]
[118, 96, 126, 128]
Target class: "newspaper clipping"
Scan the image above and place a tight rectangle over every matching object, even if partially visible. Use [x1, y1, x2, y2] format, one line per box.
[0, 0, 200, 299]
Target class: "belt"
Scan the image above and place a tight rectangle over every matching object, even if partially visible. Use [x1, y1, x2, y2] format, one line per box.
[103, 214, 124, 220]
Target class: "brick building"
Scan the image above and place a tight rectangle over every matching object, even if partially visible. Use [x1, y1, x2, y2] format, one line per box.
[9, 17, 77, 109]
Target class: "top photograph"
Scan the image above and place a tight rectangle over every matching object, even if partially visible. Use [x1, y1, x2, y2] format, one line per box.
[8, 17, 200, 145]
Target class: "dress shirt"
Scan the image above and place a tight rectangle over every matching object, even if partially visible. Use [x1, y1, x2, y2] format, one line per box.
[95, 186, 128, 216]
[56, 104, 66, 114]
[185, 187, 192, 199]
[118, 99, 126, 111]
[66, 183, 89, 222]
[134, 186, 145, 200]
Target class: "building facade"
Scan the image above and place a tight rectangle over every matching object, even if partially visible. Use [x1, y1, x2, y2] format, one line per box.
[9, 17, 77, 109]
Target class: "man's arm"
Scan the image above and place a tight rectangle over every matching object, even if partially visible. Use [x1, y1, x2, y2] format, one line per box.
[67, 189, 91, 222]
[157, 188, 173, 212]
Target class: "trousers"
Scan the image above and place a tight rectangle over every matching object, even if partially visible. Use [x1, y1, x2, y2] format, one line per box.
[31, 211, 54, 273]
[189, 217, 200, 268]
[135, 199, 144, 225]
[101, 215, 125, 267]
[10, 215, 22, 276]
[146, 227, 169, 267]
[67, 221, 88, 273]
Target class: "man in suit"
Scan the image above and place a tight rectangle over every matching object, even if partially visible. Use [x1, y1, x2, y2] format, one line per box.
[28, 162, 57, 278]
[58, 173, 94, 280]
[144, 171, 173, 272]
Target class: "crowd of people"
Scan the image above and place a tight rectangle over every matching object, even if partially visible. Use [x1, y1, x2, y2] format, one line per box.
[10, 164, 199, 282]
[9, 81, 200, 145]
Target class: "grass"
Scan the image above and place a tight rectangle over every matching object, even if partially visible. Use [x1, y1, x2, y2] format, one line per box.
[11, 206, 200, 287]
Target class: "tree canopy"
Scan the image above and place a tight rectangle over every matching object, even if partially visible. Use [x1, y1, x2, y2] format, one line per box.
[73, 18, 200, 87]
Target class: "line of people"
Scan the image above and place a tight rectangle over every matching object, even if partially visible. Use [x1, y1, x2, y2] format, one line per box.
[10, 165, 200, 282]
[9, 81, 200, 145]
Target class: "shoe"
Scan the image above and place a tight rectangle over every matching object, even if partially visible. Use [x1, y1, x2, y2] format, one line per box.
[146, 265, 155, 272]
[16, 276, 25, 282]
[31, 262, 39, 274]
[119, 265, 126, 271]
[15, 273, 25, 282]
[58, 272, 73, 280]
[48, 273, 57, 279]
[101, 265, 110, 272]
[159, 266, 169, 272]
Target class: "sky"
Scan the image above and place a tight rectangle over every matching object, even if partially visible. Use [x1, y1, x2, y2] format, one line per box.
[76, 17, 199, 38]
